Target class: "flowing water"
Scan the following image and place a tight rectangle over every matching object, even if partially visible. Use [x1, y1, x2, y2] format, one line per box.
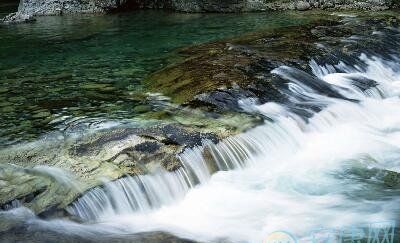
[61, 52, 400, 243]
[1, 7, 400, 243]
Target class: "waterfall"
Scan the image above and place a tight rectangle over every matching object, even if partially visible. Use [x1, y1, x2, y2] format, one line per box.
[67, 168, 192, 220]
[67, 107, 306, 221]
[63, 52, 400, 242]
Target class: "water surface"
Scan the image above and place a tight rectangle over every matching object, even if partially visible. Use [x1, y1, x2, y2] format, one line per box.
[0, 9, 316, 146]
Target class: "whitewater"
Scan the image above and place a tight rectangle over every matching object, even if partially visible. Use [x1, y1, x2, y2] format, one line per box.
[6, 51, 394, 243]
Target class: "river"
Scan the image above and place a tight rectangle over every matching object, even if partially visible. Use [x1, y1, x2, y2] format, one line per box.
[0, 6, 399, 243]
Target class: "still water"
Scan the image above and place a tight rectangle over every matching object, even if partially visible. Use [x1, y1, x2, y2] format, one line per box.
[0, 6, 314, 146]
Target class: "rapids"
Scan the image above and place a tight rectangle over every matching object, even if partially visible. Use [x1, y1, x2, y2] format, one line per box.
[12, 50, 398, 243]
[1, 12, 400, 243]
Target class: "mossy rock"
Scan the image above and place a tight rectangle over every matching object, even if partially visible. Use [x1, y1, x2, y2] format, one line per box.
[383, 170, 400, 188]
[143, 17, 340, 105]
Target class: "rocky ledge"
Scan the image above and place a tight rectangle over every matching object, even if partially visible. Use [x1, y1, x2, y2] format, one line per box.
[0, 124, 217, 215]
[2, 0, 400, 24]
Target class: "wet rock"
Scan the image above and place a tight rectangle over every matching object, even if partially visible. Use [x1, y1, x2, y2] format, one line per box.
[81, 83, 116, 92]
[0, 164, 79, 215]
[0, 88, 9, 94]
[0, 122, 219, 215]
[296, 1, 311, 10]
[133, 104, 152, 113]
[2, 12, 35, 24]
[31, 110, 51, 119]
[383, 170, 400, 188]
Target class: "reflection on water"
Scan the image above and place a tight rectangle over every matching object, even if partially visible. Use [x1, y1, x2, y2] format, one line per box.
[0, 0, 17, 19]
[0, 10, 316, 146]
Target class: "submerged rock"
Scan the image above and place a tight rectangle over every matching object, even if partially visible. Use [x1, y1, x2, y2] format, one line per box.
[296, 1, 311, 10]
[2, 12, 35, 24]
[143, 15, 333, 110]
[383, 170, 400, 188]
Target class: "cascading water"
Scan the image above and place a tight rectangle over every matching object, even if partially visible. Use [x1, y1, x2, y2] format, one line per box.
[0, 18, 397, 242]
[59, 44, 400, 242]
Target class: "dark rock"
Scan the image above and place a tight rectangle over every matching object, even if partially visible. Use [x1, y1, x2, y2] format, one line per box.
[192, 88, 256, 112]
[159, 124, 218, 147]
[383, 171, 400, 188]
[134, 141, 161, 153]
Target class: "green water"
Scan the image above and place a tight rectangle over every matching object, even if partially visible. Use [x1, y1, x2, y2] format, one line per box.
[0, 0, 17, 18]
[0, 9, 316, 146]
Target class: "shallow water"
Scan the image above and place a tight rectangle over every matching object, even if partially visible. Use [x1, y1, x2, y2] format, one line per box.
[0, 9, 316, 146]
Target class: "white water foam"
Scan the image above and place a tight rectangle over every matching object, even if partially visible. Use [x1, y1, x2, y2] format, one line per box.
[51, 54, 400, 242]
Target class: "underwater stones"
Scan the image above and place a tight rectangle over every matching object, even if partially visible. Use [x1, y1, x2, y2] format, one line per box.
[47, 72, 73, 81]
[192, 88, 257, 111]
[31, 110, 51, 119]
[296, 1, 311, 10]
[134, 141, 161, 153]
[133, 104, 152, 113]
[0, 102, 13, 108]
[81, 83, 117, 92]
[0, 88, 9, 94]
[0, 106, 14, 113]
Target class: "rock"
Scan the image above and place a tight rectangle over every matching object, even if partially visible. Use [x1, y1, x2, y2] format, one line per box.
[296, 1, 311, 10]
[143, 21, 331, 108]
[31, 110, 51, 119]
[383, 170, 400, 188]
[2, 12, 35, 24]
[133, 105, 152, 113]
